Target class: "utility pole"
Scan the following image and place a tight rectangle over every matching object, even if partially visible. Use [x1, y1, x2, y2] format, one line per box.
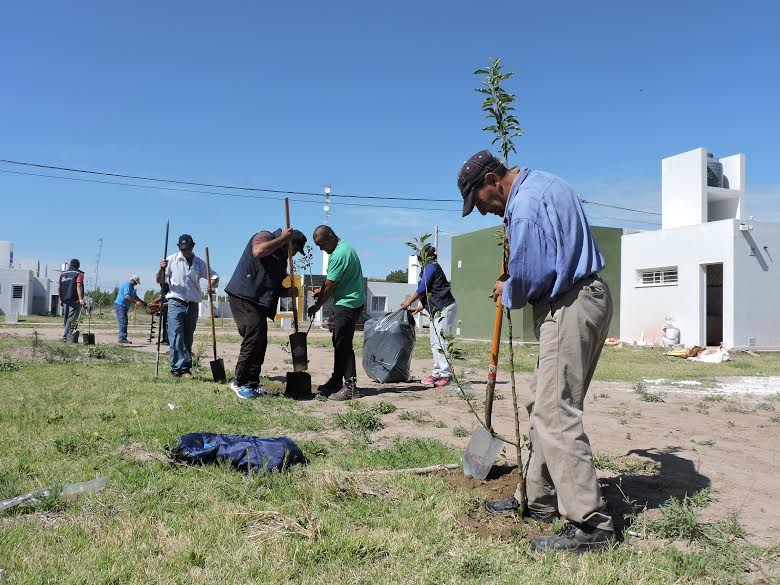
[322, 185, 331, 275]
[434, 224, 439, 251]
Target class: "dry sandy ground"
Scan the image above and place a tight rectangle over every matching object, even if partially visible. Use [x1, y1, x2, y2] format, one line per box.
[4, 325, 779, 545]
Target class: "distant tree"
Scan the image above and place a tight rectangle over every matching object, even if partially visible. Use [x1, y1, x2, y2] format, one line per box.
[385, 269, 408, 283]
[143, 289, 157, 303]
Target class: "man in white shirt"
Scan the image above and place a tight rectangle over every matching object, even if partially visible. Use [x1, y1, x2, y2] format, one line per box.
[156, 233, 219, 378]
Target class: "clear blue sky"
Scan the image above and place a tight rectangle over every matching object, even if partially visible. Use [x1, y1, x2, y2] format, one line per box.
[1, 1, 778, 294]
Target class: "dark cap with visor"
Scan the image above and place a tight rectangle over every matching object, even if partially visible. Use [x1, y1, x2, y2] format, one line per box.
[457, 150, 504, 217]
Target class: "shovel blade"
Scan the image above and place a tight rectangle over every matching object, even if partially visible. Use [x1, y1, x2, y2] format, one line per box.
[210, 359, 226, 383]
[285, 371, 312, 399]
[463, 425, 504, 480]
[289, 332, 308, 372]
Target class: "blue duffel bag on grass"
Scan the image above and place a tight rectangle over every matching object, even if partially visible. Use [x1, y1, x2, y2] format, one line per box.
[170, 432, 306, 473]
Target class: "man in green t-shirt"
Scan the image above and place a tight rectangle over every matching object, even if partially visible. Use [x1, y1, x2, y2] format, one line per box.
[308, 225, 366, 401]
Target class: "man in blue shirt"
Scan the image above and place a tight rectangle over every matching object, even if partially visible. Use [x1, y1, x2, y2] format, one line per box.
[400, 245, 457, 387]
[114, 275, 146, 344]
[458, 150, 614, 553]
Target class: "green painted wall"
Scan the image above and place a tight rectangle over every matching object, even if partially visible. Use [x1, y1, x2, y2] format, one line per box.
[450, 225, 622, 341]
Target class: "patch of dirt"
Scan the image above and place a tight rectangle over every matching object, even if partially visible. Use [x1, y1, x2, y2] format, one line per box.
[118, 442, 166, 463]
[442, 465, 547, 541]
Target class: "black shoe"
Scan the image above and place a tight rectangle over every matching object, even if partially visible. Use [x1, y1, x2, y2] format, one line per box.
[531, 522, 615, 554]
[485, 498, 558, 523]
[485, 496, 520, 515]
[316, 377, 342, 396]
[328, 384, 361, 402]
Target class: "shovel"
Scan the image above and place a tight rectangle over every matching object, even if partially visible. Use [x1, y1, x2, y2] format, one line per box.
[283, 198, 312, 398]
[463, 240, 509, 479]
[463, 297, 505, 479]
[205, 247, 226, 383]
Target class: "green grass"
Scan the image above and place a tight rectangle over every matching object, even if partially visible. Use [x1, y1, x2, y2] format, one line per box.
[1, 332, 779, 584]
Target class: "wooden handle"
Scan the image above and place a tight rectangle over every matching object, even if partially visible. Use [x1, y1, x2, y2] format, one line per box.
[205, 246, 218, 360]
[284, 198, 299, 333]
[485, 228, 509, 430]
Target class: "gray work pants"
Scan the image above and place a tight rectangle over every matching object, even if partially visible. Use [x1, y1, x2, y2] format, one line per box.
[514, 275, 613, 531]
[62, 303, 81, 339]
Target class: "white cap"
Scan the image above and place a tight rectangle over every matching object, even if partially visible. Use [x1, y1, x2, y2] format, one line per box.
[131, 274, 141, 284]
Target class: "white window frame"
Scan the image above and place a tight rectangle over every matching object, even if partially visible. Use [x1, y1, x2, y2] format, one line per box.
[277, 296, 294, 314]
[636, 267, 678, 287]
[371, 295, 387, 313]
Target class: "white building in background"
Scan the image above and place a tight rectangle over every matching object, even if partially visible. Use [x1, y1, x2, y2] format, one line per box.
[365, 281, 416, 320]
[0, 241, 54, 317]
[620, 147, 780, 349]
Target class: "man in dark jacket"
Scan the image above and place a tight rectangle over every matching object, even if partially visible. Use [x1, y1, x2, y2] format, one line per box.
[58, 258, 85, 341]
[400, 245, 457, 387]
[224, 227, 306, 399]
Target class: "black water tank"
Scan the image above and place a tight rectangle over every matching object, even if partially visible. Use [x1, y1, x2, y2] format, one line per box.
[707, 153, 724, 188]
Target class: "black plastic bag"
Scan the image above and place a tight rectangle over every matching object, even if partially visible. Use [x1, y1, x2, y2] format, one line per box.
[362, 309, 416, 383]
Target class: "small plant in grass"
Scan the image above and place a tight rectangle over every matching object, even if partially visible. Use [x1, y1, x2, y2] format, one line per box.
[398, 410, 433, 425]
[696, 401, 710, 415]
[88, 346, 108, 359]
[0, 360, 22, 372]
[640, 488, 714, 541]
[457, 391, 476, 401]
[703, 394, 725, 403]
[370, 401, 397, 415]
[634, 380, 665, 402]
[723, 401, 752, 414]
[691, 439, 716, 447]
[453, 425, 470, 438]
[334, 409, 383, 436]
[757, 401, 775, 411]
[433, 420, 446, 428]
[459, 553, 495, 579]
[770, 415, 780, 423]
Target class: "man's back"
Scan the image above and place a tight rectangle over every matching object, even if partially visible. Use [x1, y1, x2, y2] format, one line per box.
[503, 169, 604, 308]
[327, 240, 365, 308]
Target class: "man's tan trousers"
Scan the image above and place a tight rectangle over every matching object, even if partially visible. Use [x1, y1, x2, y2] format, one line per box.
[514, 275, 613, 531]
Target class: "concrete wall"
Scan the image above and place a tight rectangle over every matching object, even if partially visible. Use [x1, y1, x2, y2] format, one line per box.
[366, 281, 416, 319]
[732, 221, 780, 348]
[0, 269, 34, 316]
[451, 225, 622, 341]
[620, 220, 736, 347]
[0, 242, 13, 269]
[662, 148, 707, 229]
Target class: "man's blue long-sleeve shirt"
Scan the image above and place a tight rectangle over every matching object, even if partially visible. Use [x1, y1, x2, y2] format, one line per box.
[501, 169, 605, 309]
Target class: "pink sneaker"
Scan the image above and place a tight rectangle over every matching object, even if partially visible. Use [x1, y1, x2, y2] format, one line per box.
[421, 376, 438, 385]
[434, 377, 451, 388]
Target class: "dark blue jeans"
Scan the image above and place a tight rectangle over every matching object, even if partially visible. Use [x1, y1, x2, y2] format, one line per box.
[115, 303, 129, 341]
[167, 298, 199, 374]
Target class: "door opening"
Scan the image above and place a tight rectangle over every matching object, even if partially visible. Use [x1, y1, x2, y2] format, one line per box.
[705, 264, 723, 346]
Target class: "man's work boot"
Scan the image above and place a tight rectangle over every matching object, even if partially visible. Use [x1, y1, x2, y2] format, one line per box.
[329, 379, 360, 402]
[531, 522, 615, 554]
[485, 497, 558, 523]
[316, 377, 342, 396]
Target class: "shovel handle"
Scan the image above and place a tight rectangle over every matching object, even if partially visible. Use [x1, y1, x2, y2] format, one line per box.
[485, 229, 509, 430]
[284, 198, 299, 333]
[205, 247, 218, 361]
[485, 301, 503, 429]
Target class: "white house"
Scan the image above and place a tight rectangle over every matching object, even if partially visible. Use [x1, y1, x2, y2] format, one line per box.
[620, 147, 780, 349]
